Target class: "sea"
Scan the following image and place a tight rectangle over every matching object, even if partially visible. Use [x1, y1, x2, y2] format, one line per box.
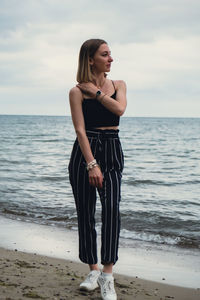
[0, 115, 200, 252]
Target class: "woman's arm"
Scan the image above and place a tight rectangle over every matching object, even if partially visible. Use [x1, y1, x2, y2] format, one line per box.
[98, 80, 127, 116]
[76, 80, 127, 116]
[69, 87, 94, 164]
[69, 87, 103, 188]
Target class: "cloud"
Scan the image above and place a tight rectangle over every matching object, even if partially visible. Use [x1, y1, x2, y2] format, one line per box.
[2, 0, 200, 40]
[0, 0, 200, 116]
[112, 36, 200, 90]
[0, 21, 108, 88]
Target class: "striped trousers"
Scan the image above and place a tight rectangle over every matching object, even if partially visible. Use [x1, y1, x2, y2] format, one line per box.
[68, 129, 124, 265]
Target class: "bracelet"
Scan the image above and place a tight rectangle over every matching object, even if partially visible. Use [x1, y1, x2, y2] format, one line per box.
[86, 159, 97, 171]
[87, 159, 96, 166]
[88, 163, 100, 171]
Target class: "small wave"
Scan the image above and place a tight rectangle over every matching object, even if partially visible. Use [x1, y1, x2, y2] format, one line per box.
[43, 139, 63, 142]
[120, 229, 179, 245]
[120, 229, 200, 249]
[2, 208, 27, 217]
[0, 158, 30, 165]
[124, 179, 200, 186]
[177, 237, 200, 248]
[37, 176, 67, 182]
[0, 168, 13, 172]
[33, 139, 63, 143]
[124, 179, 174, 186]
[47, 216, 76, 222]
[1, 207, 199, 250]
[2, 188, 22, 193]
[17, 134, 49, 138]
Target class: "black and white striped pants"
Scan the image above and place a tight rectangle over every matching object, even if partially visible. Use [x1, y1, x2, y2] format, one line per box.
[68, 129, 124, 265]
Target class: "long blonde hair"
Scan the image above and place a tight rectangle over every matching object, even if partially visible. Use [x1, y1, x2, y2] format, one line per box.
[76, 39, 107, 83]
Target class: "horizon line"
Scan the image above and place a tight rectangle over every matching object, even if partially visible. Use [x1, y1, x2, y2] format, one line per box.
[0, 113, 200, 119]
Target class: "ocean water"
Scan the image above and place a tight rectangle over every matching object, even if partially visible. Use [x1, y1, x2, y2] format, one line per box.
[0, 115, 200, 251]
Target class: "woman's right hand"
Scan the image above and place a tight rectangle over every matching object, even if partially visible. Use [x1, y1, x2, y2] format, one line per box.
[88, 166, 103, 189]
[76, 82, 98, 98]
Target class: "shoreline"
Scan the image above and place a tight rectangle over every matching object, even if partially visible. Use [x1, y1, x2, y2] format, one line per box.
[0, 215, 200, 289]
[0, 247, 200, 300]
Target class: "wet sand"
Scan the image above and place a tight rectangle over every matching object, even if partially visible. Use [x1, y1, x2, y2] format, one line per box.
[1, 215, 200, 289]
[0, 247, 200, 300]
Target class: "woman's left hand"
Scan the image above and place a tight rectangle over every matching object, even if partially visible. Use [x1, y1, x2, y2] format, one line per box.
[76, 82, 98, 97]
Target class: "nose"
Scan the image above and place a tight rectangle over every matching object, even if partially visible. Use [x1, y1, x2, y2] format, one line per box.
[108, 55, 113, 62]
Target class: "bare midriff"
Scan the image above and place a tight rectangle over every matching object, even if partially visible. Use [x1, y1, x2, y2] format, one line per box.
[95, 126, 119, 130]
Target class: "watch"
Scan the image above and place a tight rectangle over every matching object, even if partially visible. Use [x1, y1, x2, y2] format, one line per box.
[96, 90, 102, 99]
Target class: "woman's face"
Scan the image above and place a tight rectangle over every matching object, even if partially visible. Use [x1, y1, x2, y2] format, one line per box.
[90, 43, 113, 73]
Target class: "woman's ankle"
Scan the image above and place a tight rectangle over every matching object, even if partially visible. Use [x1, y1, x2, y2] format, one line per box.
[102, 263, 113, 274]
[89, 264, 100, 271]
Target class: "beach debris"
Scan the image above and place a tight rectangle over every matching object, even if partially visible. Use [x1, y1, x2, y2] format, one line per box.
[40, 262, 48, 266]
[0, 279, 19, 288]
[15, 260, 38, 269]
[154, 288, 158, 295]
[115, 281, 130, 289]
[22, 285, 34, 290]
[23, 291, 47, 299]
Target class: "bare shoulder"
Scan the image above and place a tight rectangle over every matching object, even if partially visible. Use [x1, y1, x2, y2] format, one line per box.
[113, 80, 126, 90]
[69, 86, 83, 101]
[69, 86, 82, 97]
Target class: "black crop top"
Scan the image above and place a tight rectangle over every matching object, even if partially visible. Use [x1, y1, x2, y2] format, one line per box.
[82, 91, 120, 129]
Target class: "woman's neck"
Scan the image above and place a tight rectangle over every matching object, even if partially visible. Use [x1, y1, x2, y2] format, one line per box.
[92, 73, 106, 89]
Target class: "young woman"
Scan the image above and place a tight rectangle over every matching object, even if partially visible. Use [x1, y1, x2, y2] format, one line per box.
[68, 39, 127, 300]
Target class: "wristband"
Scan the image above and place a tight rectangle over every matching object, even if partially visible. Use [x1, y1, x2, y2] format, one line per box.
[96, 90, 102, 99]
[86, 159, 97, 171]
[88, 163, 100, 171]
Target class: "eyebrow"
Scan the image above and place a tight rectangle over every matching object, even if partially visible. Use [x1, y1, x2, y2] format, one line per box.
[101, 51, 111, 55]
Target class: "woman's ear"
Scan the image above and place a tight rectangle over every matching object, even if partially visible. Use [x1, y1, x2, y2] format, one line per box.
[89, 57, 94, 65]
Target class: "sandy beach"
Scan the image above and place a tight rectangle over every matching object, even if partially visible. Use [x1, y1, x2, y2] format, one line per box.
[0, 247, 199, 300]
[0, 216, 200, 300]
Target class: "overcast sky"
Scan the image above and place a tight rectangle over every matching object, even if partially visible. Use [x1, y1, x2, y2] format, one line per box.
[0, 0, 200, 117]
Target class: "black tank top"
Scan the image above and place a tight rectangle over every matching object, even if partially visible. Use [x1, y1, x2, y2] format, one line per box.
[82, 82, 120, 129]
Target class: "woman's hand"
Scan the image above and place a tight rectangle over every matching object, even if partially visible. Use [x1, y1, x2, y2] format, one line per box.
[76, 82, 98, 98]
[88, 166, 103, 189]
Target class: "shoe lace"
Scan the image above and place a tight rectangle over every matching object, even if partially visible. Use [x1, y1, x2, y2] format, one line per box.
[102, 278, 115, 296]
[84, 272, 97, 284]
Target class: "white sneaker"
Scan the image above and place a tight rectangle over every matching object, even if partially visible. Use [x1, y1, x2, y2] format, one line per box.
[98, 272, 117, 300]
[79, 270, 101, 291]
